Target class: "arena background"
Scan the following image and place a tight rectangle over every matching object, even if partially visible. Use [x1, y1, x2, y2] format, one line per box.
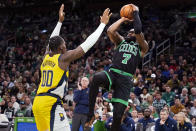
[0, 0, 195, 131]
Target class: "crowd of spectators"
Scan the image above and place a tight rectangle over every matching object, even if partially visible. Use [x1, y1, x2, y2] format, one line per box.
[0, 3, 195, 131]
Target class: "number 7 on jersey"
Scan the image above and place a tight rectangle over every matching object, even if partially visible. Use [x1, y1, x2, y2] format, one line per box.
[122, 53, 131, 64]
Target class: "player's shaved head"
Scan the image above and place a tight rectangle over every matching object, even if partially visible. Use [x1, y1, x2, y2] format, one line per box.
[49, 36, 65, 52]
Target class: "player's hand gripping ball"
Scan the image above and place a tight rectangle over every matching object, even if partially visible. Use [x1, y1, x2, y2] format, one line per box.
[120, 4, 138, 20]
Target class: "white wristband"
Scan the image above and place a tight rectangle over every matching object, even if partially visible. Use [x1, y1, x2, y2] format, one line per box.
[80, 23, 106, 53]
[50, 22, 62, 38]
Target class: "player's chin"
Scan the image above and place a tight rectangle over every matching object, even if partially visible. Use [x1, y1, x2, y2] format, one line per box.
[124, 36, 136, 42]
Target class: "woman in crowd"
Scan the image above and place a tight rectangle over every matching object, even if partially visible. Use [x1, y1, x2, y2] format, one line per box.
[177, 112, 192, 131]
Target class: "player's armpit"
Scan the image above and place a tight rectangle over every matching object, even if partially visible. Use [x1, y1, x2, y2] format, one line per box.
[61, 46, 85, 63]
[107, 18, 125, 48]
[135, 33, 149, 58]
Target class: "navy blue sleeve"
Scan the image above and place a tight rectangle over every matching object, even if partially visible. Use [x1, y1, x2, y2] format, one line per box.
[105, 117, 112, 129]
[155, 119, 161, 131]
[131, 119, 135, 131]
[172, 120, 178, 131]
[121, 125, 131, 131]
[121, 118, 135, 131]
[188, 122, 193, 131]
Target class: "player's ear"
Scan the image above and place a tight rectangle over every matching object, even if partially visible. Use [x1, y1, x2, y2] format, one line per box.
[58, 45, 63, 52]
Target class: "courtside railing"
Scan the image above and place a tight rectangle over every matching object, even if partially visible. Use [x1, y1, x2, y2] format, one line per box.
[174, 30, 182, 47]
[155, 38, 171, 63]
[7, 36, 16, 45]
[142, 30, 182, 68]
[142, 52, 151, 67]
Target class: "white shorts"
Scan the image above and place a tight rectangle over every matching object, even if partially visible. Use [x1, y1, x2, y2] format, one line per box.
[53, 105, 70, 131]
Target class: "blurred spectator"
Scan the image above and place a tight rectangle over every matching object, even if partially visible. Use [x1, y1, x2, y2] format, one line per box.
[64, 88, 74, 107]
[24, 97, 32, 112]
[103, 91, 113, 103]
[177, 112, 192, 131]
[140, 87, 150, 104]
[153, 91, 166, 113]
[120, 112, 135, 131]
[131, 110, 139, 123]
[4, 101, 14, 121]
[162, 65, 170, 79]
[136, 108, 155, 131]
[191, 116, 196, 127]
[15, 101, 31, 117]
[190, 99, 196, 117]
[105, 112, 135, 131]
[10, 96, 19, 114]
[190, 88, 196, 102]
[16, 85, 25, 101]
[180, 88, 188, 102]
[134, 81, 144, 97]
[0, 98, 7, 113]
[141, 95, 153, 110]
[137, 111, 144, 120]
[166, 74, 180, 93]
[170, 96, 185, 114]
[162, 86, 175, 105]
[155, 109, 178, 131]
[149, 106, 159, 120]
[93, 112, 107, 131]
[180, 76, 189, 89]
[72, 77, 89, 131]
[163, 105, 175, 118]
[130, 92, 140, 107]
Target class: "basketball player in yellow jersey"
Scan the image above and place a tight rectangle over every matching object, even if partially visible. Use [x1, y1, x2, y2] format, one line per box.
[32, 4, 112, 131]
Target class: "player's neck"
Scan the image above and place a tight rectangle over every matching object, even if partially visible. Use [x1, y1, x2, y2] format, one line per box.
[49, 52, 58, 57]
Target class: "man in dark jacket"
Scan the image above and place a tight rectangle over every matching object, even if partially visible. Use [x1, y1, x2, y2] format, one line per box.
[136, 108, 155, 131]
[72, 77, 90, 131]
[155, 109, 178, 131]
[105, 114, 135, 131]
[120, 115, 135, 131]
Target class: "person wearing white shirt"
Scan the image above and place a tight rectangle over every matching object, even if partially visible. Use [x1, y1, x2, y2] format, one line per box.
[140, 87, 150, 104]
[11, 96, 20, 114]
[190, 99, 196, 117]
[25, 97, 32, 111]
[64, 88, 74, 106]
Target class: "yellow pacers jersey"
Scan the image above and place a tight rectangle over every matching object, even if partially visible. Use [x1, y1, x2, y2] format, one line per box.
[37, 54, 69, 98]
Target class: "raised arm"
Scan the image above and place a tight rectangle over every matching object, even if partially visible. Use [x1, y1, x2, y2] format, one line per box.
[135, 33, 149, 57]
[50, 4, 64, 38]
[107, 18, 125, 48]
[45, 4, 65, 55]
[61, 8, 112, 63]
[132, 5, 149, 58]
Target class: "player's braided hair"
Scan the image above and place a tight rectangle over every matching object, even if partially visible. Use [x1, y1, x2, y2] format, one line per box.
[48, 36, 64, 52]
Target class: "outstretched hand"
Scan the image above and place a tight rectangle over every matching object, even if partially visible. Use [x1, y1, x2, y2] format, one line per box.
[100, 8, 112, 25]
[59, 4, 65, 23]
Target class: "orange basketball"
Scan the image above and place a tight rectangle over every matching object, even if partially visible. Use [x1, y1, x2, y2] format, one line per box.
[120, 4, 134, 20]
